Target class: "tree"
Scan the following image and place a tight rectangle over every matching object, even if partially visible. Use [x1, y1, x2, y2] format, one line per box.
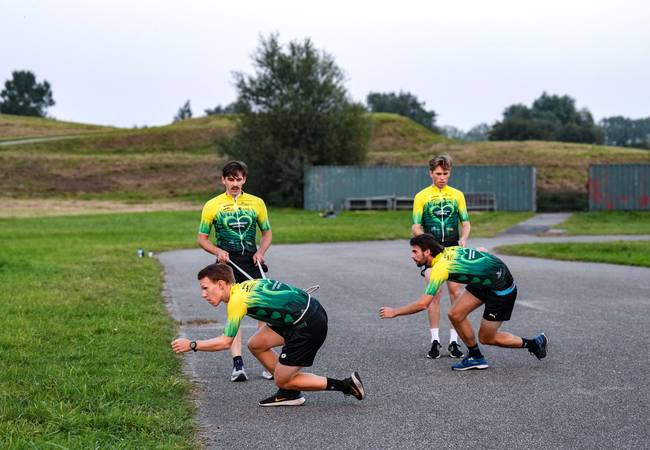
[0, 70, 55, 117]
[464, 123, 490, 141]
[220, 34, 371, 207]
[366, 91, 438, 131]
[600, 116, 650, 149]
[489, 92, 604, 144]
[173, 100, 192, 122]
[205, 102, 237, 116]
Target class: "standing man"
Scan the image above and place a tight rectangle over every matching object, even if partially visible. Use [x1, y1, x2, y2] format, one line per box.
[171, 263, 365, 406]
[412, 154, 470, 359]
[198, 160, 273, 382]
[379, 234, 547, 370]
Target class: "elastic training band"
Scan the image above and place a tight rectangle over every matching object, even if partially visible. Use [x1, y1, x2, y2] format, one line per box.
[292, 294, 312, 325]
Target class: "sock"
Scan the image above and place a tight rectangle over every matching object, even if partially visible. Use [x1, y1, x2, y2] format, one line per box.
[233, 356, 244, 369]
[449, 329, 458, 343]
[467, 345, 483, 358]
[430, 328, 440, 342]
[326, 378, 347, 392]
[521, 338, 534, 349]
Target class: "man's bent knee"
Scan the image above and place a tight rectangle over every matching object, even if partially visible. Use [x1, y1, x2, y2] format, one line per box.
[478, 330, 497, 345]
[448, 310, 464, 325]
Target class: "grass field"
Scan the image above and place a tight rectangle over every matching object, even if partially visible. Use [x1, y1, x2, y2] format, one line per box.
[496, 211, 650, 268]
[497, 241, 650, 268]
[557, 211, 650, 235]
[0, 209, 530, 447]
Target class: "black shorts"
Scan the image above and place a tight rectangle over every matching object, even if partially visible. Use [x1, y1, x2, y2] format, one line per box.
[221, 252, 268, 283]
[441, 240, 459, 247]
[466, 283, 517, 322]
[269, 299, 328, 367]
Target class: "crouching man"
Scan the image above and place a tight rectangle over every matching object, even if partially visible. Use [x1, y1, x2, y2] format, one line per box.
[380, 234, 547, 370]
[172, 263, 365, 406]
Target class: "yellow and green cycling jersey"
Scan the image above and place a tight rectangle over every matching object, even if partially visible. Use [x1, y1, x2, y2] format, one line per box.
[413, 185, 469, 244]
[198, 192, 271, 255]
[425, 246, 513, 296]
[224, 279, 311, 337]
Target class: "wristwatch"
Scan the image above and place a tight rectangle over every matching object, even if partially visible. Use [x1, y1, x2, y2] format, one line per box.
[190, 340, 198, 352]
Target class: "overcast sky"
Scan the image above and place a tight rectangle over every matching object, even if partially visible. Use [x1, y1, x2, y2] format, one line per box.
[2, 0, 649, 130]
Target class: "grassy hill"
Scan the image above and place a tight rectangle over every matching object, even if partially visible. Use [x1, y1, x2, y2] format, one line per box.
[0, 113, 115, 141]
[1, 112, 649, 200]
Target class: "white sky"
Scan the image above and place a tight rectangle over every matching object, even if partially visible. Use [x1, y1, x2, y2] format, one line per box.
[2, 0, 649, 130]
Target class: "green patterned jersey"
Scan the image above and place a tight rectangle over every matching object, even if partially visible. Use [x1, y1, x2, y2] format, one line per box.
[224, 279, 310, 337]
[198, 192, 271, 255]
[425, 247, 513, 296]
[413, 185, 469, 243]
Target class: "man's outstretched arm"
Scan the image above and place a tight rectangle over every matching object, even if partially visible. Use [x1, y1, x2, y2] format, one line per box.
[171, 335, 235, 353]
[379, 294, 435, 319]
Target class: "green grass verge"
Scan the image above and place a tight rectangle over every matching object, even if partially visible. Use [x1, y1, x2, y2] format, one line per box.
[497, 241, 650, 268]
[0, 209, 529, 447]
[558, 211, 650, 235]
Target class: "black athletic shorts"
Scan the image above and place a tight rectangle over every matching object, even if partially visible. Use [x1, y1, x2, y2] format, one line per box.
[269, 299, 328, 367]
[466, 283, 517, 322]
[220, 252, 268, 283]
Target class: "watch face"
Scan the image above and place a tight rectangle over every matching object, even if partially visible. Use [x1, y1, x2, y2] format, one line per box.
[190, 341, 197, 351]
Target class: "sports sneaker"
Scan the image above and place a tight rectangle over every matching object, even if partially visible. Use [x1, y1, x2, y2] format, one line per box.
[343, 372, 365, 400]
[258, 389, 305, 407]
[427, 340, 442, 359]
[452, 356, 489, 371]
[261, 369, 274, 380]
[448, 341, 464, 358]
[231, 366, 248, 382]
[528, 333, 548, 360]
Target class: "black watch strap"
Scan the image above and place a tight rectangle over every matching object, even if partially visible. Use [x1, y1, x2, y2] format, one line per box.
[190, 340, 197, 352]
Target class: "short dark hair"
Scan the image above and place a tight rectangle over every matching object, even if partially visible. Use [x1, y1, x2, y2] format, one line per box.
[429, 154, 452, 171]
[410, 234, 445, 256]
[222, 160, 248, 178]
[197, 263, 236, 284]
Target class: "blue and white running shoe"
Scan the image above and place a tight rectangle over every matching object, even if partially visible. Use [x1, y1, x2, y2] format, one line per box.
[452, 356, 489, 371]
[528, 333, 548, 360]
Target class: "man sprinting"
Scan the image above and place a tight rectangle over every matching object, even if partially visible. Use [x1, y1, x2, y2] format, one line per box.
[171, 263, 365, 406]
[379, 234, 547, 370]
[412, 154, 470, 359]
[197, 160, 273, 382]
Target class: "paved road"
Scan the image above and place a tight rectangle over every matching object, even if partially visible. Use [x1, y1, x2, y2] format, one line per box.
[160, 234, 650, 449]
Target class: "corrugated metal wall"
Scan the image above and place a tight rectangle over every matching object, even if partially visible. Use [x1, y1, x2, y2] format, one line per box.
[304, 165, 536, 211]
[589, 164, 650, 210]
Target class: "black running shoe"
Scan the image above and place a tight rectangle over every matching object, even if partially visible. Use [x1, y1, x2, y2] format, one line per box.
[528, 333, 548, 360]
[427, 340, 442, 359]
[258, 389, 305, 407]
[343, 372, 365, 400]
[448, 341, 464, 358]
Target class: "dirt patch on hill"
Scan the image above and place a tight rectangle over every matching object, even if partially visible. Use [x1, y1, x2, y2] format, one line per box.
[0, 198, 201, 218]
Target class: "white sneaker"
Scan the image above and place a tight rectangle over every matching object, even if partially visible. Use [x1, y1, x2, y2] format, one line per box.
[262, 370, 274, 380]
[231, 366, 248, 382]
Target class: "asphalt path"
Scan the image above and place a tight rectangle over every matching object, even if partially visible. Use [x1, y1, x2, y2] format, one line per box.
[160, 234, 650, 449]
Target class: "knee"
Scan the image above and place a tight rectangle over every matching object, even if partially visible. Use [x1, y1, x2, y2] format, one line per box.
[478, 330, 495, 345]
[247, 337, 264, 354]
[274, 375, 294, 390]
[448, 310, 462, 324]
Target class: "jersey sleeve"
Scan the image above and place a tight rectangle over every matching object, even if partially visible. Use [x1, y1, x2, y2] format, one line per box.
[256, 199, 271, 231]
[198, 201, 216, 235]
[457, 192, 470, 223]
[223, 293, 248, 337]
[425, 261, 449, 296]
[412, 191, 425, 225]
